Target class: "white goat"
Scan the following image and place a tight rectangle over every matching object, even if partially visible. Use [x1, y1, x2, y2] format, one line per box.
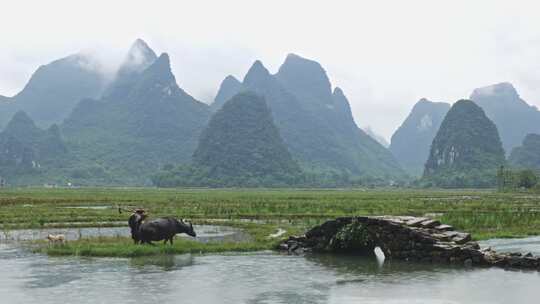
[46, 234, 66, 245]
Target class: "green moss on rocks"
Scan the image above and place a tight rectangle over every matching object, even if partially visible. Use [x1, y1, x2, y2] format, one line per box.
[328, 219, 375, 253]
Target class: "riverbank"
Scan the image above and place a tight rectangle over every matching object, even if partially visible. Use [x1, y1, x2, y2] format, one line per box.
[31, 221, 301, 257]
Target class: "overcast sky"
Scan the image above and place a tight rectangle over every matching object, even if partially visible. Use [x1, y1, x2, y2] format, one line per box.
[1, 0, 539, 140]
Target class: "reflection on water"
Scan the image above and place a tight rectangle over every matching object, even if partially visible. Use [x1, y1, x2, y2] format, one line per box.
[2, 236, 540, 303]
[374, 246, 385, 267]
[130, 254, 195, 271]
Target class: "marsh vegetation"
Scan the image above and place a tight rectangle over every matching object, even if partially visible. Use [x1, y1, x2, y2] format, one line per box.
[1, 188, 540, 257]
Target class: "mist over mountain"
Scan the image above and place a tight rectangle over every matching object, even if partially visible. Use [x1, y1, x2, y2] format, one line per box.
[102, 39, 158, 99]
[509, 133, 540, 171]
[422, 100, 505, 187]
[363, 126, 389, 148]
[0, 54, 106, 129]
[275, 54, 334, 112]
[212, 54, 405, 180]
[7, 39, 539, 188]
[390, 99, 450, 176]
[470, 82, 540, 154]
[61, 41, 211, 185]
[0, 111, 67, 184]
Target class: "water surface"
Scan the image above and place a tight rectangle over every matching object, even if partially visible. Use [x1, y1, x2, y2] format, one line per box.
[479, 236, 540, 255]
[2, 236, 540, 303]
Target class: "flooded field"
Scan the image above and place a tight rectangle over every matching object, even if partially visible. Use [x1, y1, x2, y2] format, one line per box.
[0, 225, 250, 243]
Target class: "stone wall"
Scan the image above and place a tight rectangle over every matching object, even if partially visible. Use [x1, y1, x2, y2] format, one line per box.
[279, 216, 540, 270]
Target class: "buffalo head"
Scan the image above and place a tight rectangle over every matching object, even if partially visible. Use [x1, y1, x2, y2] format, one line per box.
[177, 219, 196, 237]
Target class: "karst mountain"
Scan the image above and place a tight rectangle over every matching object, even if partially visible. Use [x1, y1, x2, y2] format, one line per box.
[390, 99, 450, 176]
[422, 100, 505, 187]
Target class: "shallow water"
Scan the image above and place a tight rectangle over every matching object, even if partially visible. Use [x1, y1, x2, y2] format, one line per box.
[479, 236, 540, 255]
[62, 205, 111, 210]
[1, 237, 540, 303]
[0, 225, 250, 243]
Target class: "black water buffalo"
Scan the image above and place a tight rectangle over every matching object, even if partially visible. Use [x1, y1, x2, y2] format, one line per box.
[137, 217, 196, 245]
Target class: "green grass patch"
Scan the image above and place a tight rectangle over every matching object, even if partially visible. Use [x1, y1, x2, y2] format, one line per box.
[33, 221, 303, 257]
[37, 237, 269, 257]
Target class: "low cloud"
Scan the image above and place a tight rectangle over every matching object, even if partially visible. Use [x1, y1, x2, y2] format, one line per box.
[1, 0, 540, 139]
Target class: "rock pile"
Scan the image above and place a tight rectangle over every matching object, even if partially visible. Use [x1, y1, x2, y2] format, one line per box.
[279, 216, 540, 270]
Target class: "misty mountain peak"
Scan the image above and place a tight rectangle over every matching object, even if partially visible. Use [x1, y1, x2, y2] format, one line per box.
[243, 60, 271, 85]
[134, 52, 179, 97]
[276, 53, 332, 104]
[116, 39, 158, 78]
[223, 75, 241, 85]
[331, 87, 351, 112]
[212, 75, 244, 111]
[278, 53, 330, 84]
[103, 40, 159, 99]
[389, 98, 451, 176]
[139, 53, 174, 81]
[126, 39, 158, 68]
[152, 53, 171, 70]
[280, 52, 325, 69]
[218, 75, 242, 91]
[132, 38, 153, 51]
[281, 53, 320, 68]
[332, 87, 344, 97]
[411, 98, 450, 112]
[470, 82, 519, 101]
[469, 82, 540, 153]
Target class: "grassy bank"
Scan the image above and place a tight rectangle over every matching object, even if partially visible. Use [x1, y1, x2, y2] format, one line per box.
[1, 188, 540, 257]
[34, 222, 297, 257]
[37, 237, 269, 257]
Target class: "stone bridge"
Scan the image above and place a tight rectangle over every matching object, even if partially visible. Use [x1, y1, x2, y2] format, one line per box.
[279, 216, 540, 270]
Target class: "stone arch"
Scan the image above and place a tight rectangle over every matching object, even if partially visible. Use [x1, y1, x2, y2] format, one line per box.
[278, 216, 540, 269]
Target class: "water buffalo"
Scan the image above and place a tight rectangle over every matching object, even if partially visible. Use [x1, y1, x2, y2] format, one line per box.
[137, 217, 196, 245]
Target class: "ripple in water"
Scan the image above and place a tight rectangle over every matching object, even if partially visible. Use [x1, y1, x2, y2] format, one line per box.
[1, 238, 540, 303]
